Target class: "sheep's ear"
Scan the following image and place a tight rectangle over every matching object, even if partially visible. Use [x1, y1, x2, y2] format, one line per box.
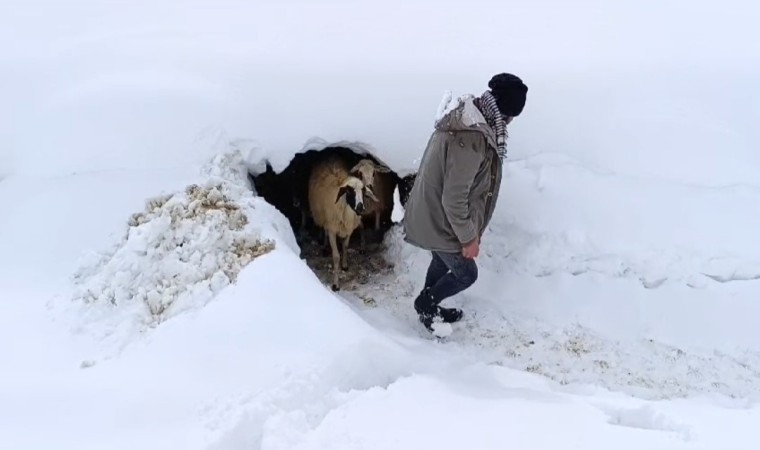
[364, 186, 379, 202]
[335, 186, 349, 203]
[349, 162, 363, 173]
[374, 164, 392, 173]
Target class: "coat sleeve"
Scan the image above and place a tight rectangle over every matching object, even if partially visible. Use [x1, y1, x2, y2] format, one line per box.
[441, 133, 484, 245]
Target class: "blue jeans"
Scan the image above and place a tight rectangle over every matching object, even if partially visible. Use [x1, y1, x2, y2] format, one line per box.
[422, 250, 478, 306]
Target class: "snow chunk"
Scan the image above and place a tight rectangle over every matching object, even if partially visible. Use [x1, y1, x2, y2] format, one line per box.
[71, 150, 275, 323]
[434, 89, 454, 123]
[434, 90, 484, 128]
[431, 321, 453, 338]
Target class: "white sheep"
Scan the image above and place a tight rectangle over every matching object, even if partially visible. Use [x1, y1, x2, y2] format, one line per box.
[349, 159, 393, 245]
[308, 156, 373, 291]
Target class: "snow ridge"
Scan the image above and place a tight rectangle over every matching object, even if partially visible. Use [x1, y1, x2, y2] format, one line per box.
[70, 151, 274, 325]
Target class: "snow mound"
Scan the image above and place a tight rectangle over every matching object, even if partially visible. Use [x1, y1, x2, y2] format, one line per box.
[71, 151, 275, 324]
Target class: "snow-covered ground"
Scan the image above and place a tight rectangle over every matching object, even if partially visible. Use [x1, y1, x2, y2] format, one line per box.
[2, 1, 760, 449]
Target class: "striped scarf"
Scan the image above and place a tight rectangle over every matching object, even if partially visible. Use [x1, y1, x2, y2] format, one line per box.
[478, 90, 508, 160]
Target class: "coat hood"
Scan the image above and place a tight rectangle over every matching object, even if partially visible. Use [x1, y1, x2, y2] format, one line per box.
[434, 95, 498, 151]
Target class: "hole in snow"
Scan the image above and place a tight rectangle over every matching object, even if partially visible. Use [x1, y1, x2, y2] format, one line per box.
[248, 145, 414, 291]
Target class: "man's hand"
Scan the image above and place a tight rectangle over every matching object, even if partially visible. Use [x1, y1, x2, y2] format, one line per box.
[462, 238, 480, 259]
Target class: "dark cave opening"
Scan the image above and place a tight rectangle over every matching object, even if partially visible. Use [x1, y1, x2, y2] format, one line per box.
[248, 146, 417, 255]
[248, 146, 420, 291]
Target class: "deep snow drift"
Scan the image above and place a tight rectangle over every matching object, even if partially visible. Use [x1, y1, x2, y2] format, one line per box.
[2, 0, 760, 449]
[67, 152, 279, 355]
[3, 147, 760, 450]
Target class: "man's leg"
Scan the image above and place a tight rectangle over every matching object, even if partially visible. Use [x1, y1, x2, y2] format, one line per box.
[416, 250, 478, 330]
[415, 252, 449, 315]
[427, 250, 478, 305]
[423, 251, 449, 290]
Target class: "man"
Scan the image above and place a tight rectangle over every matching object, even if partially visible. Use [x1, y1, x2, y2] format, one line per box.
[403, 73, 528, 333]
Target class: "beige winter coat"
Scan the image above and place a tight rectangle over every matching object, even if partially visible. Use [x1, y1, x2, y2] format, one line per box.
[403, 96, 503, 252]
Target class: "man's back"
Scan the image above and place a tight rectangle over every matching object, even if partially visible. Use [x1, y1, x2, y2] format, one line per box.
[404, 96, 502, 253]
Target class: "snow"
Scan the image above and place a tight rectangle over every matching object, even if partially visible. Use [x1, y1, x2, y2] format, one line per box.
[66, 151, 284, 355]
[434, 90, 454, 124]
[391, 186, 404, 223]
[2, 0, 760, 449]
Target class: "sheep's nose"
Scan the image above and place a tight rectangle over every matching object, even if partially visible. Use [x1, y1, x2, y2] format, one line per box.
[355, 202, 364, 214]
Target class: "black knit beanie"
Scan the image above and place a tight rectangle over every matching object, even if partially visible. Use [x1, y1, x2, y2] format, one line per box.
[488, 73, 528, 117]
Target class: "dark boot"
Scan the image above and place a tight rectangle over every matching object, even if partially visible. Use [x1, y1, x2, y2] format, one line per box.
[418, 287, 463, 323]
[414, 289, 463, 332]
[438, 305, 463, 323]
[413, 288, 435, 316]
[413, 289, 438, 332]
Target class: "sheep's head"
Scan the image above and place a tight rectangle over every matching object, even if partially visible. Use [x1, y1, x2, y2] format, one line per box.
[335, 176, 368, 215]
[350, 159, 392, 191]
